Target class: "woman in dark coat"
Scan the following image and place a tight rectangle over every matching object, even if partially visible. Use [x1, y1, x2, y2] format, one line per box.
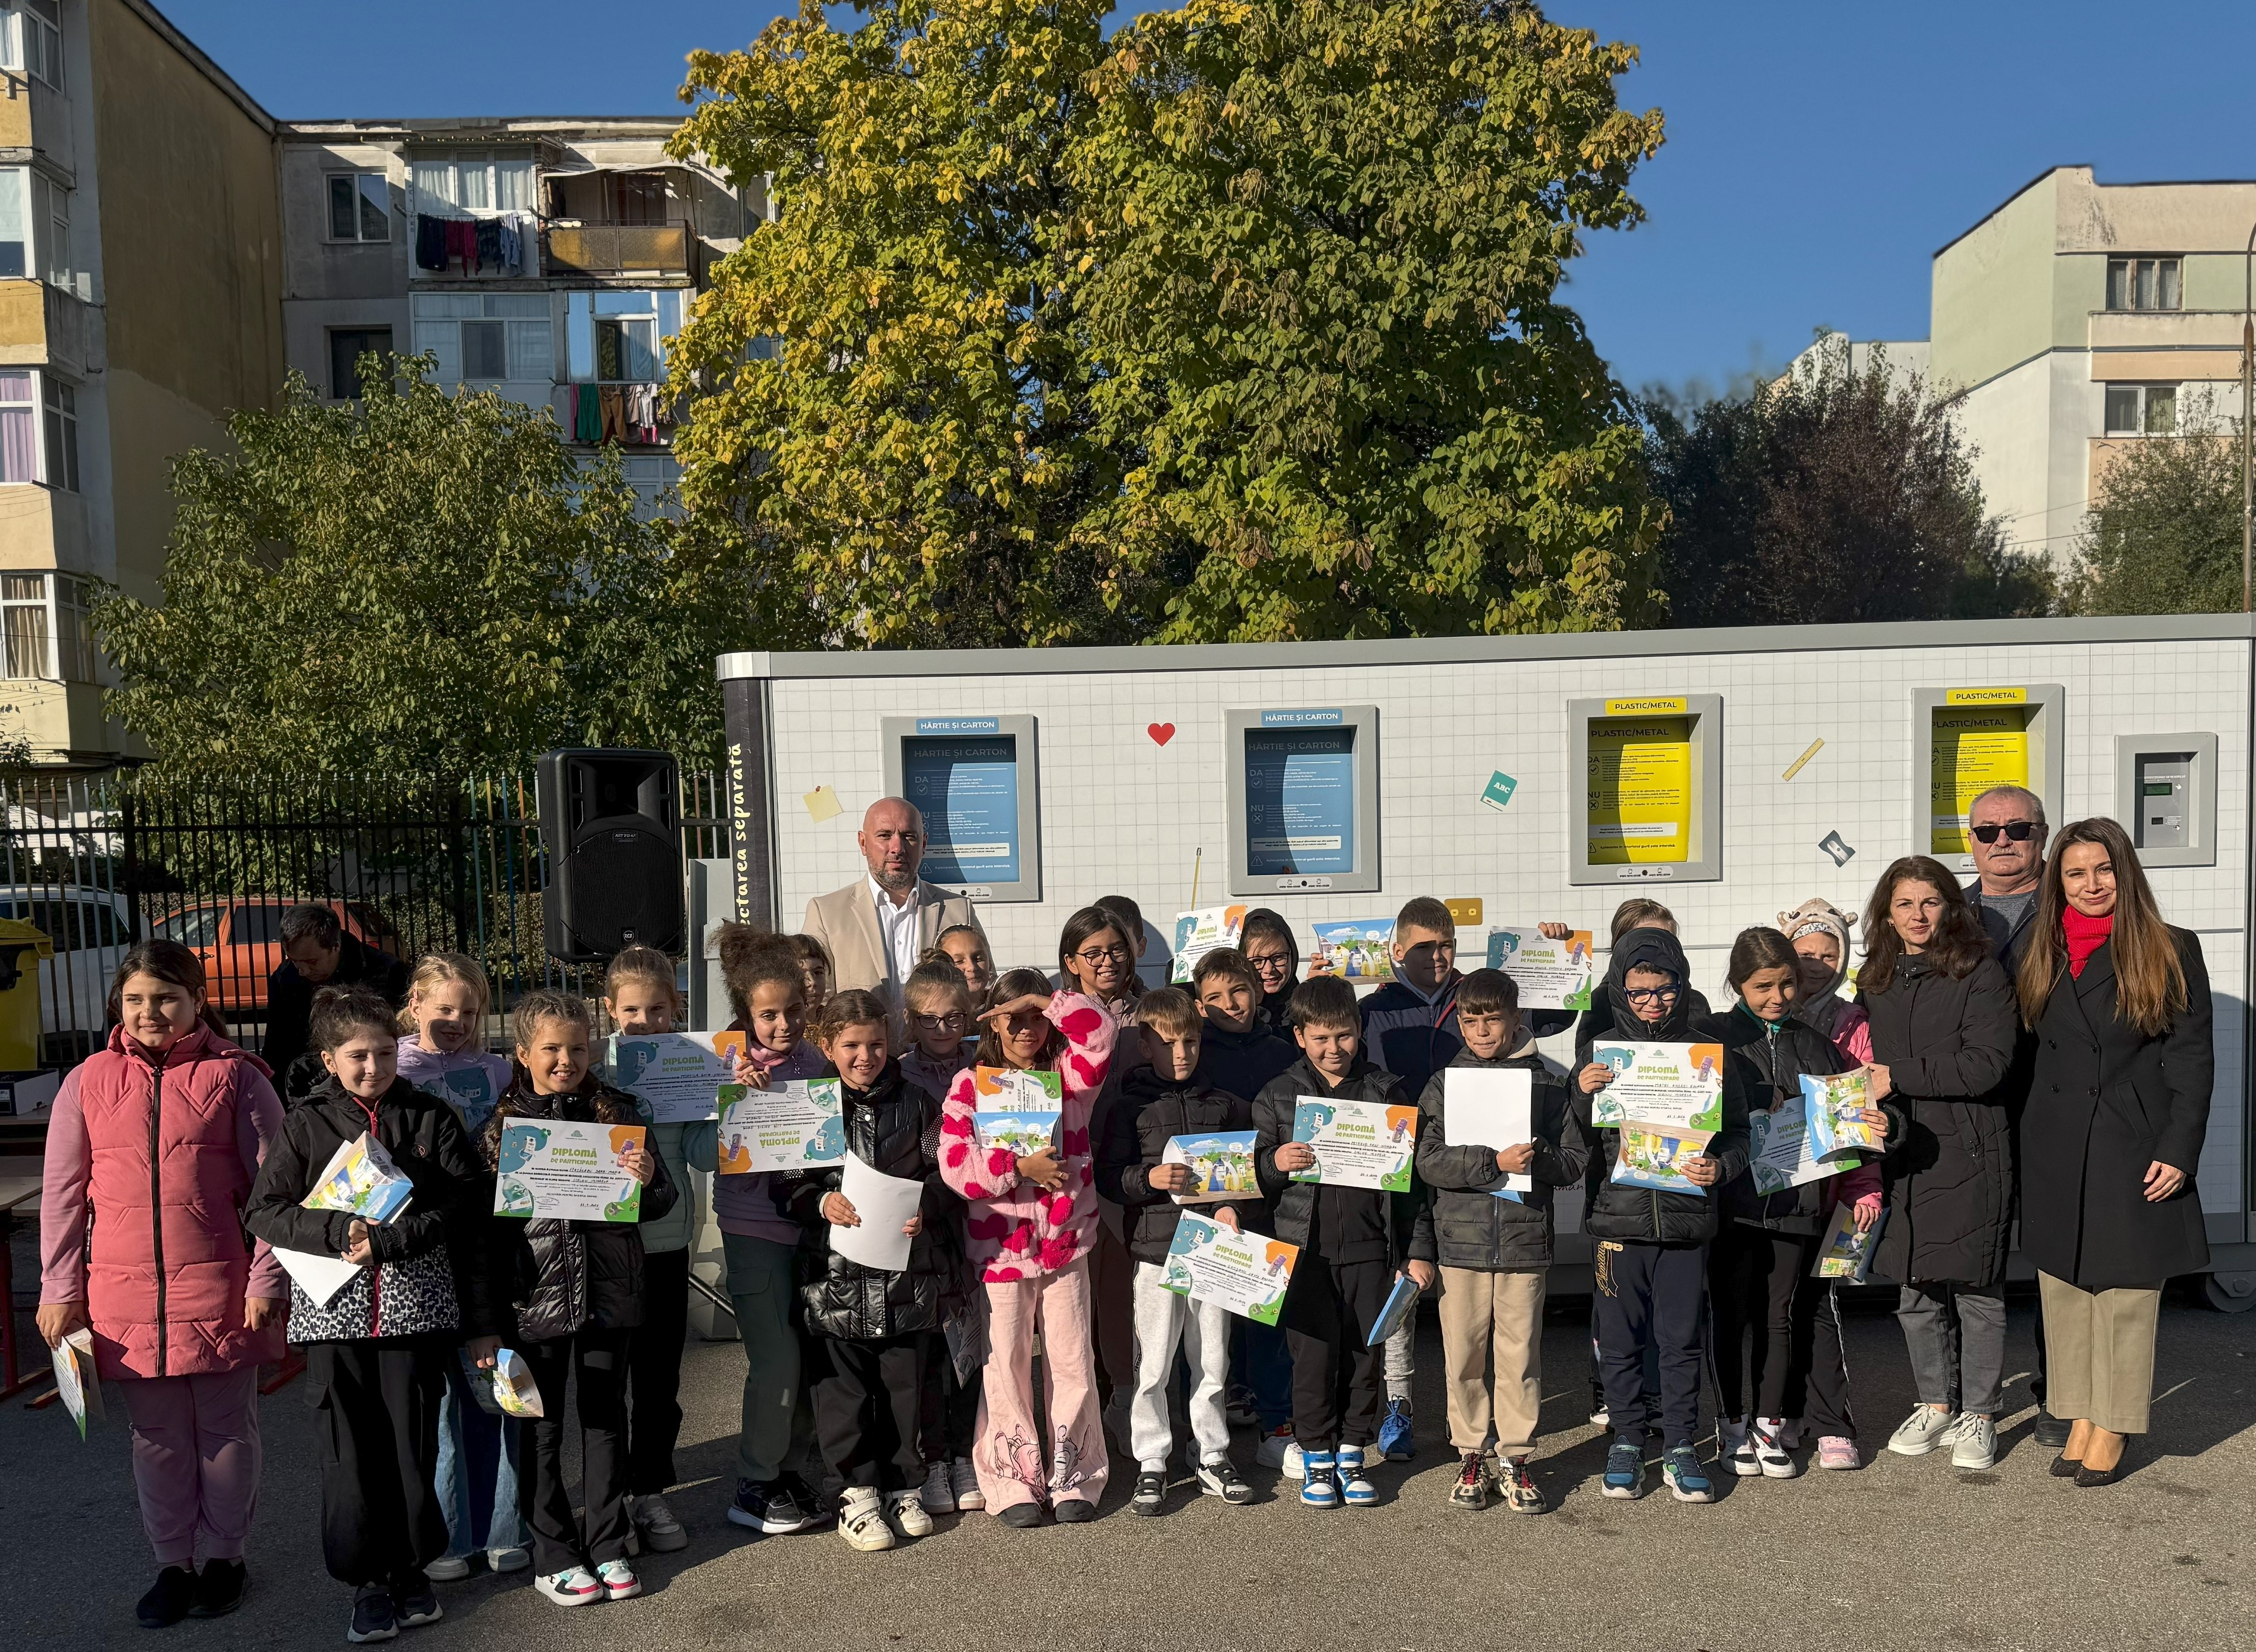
[2016, 818, 2210, 1485]
[1856, 856, 2019, 1471]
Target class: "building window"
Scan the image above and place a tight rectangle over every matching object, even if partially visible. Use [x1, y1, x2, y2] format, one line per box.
[0, 368, 84, 486]
[2106, 257, 2181, 313]
[565, 289, 685, 382]
[0, 572, 93, 682]
[411, 293, 552, 385]
[328, 327, 393, 399]
[410, 151, 537, 215]
[0, 371, 33, 482]
[0, 2, 62, 91]
[327, 174, 389, 242]
[0, 167, 72, 288]
[2104, 382, 2177, 436]
[41, 375, 73, 491]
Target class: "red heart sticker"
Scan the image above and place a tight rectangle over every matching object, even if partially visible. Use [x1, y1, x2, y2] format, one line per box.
[1147, 722, 1176, 747]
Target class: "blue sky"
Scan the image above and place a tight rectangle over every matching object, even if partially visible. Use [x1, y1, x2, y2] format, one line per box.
[164, 1, 2256, 397]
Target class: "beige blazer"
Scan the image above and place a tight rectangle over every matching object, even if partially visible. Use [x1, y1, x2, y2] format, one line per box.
[801, 877, 985, 1010]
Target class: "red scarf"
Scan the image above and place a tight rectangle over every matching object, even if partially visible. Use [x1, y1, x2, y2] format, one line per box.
[2062, 905, 2114, 978]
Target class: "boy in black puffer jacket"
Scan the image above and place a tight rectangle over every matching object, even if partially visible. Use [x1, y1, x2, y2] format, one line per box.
[1097, 987, 1259, 1516]
[777, 989, 948, 1554]
[1412, 970, 1584, 1515]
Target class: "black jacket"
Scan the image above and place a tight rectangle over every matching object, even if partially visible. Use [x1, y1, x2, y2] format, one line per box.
[261, 933, 411, 1100]
[242, 1073, 487, 1339]
[473, 1075, 678, 1342]
[1098, 1065, 1256, 1265]
[1253, 1055, 1432, 1268]
[1412, 1049, 1583, 1270]
[1861, 953, 2019, 1286]
[1709, 1007, 1874, 1236]
[1967, 880, 2044, 1155]
[1192, 1017, 1297, 1111]
[2021, 930, 2212, 1289]
[779, 1063, 947, 1341]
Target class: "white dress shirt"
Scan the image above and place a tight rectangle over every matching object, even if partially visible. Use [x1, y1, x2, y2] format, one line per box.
[868, 874, 922, 991]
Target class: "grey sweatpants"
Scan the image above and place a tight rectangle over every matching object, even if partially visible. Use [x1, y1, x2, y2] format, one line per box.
[1896, 1280, 2006, 1416]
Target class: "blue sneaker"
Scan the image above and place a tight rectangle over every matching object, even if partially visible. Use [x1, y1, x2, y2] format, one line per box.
[1336, 1446, 1378, 1506]
[1299, 1450, 1340, 1508]
[1662, 1445, 1715, 1503]
[1377, 1396, 1415, 1462]
[1602, 1438, 1645, 1499]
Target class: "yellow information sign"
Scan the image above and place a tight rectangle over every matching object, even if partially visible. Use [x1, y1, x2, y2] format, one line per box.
[1930, 706, 2031, 854]
[1588, 716, 1694, 865]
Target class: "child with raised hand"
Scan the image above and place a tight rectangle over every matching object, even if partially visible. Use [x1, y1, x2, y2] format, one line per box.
[1253, 975, 1436, 1510]
[936, 945, 1118, 1525]
[778, 989, 949, 1551]
[1574, 927, 1749, 1505]
[244, 986, 486, 1643]
[472, 991, 673, 1609]
[682, 926, 828, 1537]
[38, 942, 287, 1632]
[928, 924, 995, 1000]
[600, 945, 698, 1557]
[1097, 986, 1258, 1515]
[394, 953, 527, 1585]
[1413, 969, 1584, 1515]
[1706, 928, 1889, 1478]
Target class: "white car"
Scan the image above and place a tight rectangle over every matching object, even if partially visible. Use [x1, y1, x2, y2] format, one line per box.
[0, 886, 134, 1042]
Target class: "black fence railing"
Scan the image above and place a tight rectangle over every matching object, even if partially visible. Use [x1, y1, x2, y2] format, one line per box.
[0, 766, 727, 1067]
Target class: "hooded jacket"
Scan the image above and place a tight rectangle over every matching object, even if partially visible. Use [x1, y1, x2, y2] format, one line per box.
[1252, 1055, 1432, 1268]
[1097, 1064, 1257, 1265]
[1192, 1014, 1297, 1109]
[1776, 898, 1867, 1049]
[1413, 1047, 1585, 1270]
[1360, 973, 1463, 1104]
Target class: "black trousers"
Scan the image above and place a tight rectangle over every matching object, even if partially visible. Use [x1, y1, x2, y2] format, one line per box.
[1593, 1238, 1707, 1449]
[917, 1333, 982, 1462]
[305, 1339, 449, 1589]
[1281, 1253, 1391, 1452]
[517, 1330, 631, 1573]
[812, 1334, 926, 1499]
[626, 1248, 690, 1495]
[1709, 1225, 1854, 1437]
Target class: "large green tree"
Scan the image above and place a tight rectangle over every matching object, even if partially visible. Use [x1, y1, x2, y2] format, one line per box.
[94, 359, 741, 773]
[2063, 396, 2248, 616]
[669, 0, 1667, 645]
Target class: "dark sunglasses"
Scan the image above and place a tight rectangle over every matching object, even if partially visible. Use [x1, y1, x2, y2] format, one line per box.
[1970, 821, 2040, 844]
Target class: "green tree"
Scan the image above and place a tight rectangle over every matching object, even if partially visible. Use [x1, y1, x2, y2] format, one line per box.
[92, 359, 741, 773]
[1644, 344, 2052, 627]
[2063, 396, 2247, 615]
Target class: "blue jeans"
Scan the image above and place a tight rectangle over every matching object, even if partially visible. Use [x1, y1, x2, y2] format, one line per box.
[437, 1350, 525, 1558]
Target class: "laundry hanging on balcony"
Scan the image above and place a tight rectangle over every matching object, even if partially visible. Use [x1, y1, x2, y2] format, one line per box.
[414, 211, 532, 276]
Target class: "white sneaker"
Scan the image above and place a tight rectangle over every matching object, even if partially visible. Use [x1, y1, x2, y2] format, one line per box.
[886, 1489, 934, 1538]
[485, 1547, 530, 1574]
[1720, 1419, 1759, 1477]
[949, 1458, 985, 1512]
[532, 1567, 603, 1608]
[1752, 1417, 1799, 1479]
[595, 1558, 640, 1602]
[1256, 1425, 1298, 1470]
[1278, 1441, 1305, 1480]
[1887, 1405, 1959, 1457]
[1948, 1413, 1998, 1471]
[838, 1488, 895, 1552]
[918, 1460, 956, 1515]
[422, 1555, 471, 1582]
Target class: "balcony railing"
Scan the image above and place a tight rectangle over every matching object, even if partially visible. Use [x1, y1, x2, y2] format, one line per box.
[543, 224, 689, 277]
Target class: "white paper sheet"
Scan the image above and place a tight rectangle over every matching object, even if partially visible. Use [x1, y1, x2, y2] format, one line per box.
[274, 1246, 365, 1306]
[828, 1153, 926, 1273]
[1443, 1066, 1536, 1194]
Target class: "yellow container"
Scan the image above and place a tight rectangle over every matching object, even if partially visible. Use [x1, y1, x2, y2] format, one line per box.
[0, 917, 52, 1072]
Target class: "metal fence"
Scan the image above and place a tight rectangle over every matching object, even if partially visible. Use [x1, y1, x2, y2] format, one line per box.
[0, 765, 727, 1066]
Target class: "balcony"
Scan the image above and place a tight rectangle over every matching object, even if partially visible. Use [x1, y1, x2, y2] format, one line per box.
[543, 224, 689, 278]
[0, 281, 96, 375]
[2087, 309, 2248, 384]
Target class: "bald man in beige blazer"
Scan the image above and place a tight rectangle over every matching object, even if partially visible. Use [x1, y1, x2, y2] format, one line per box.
[801, 796, 986, 1016]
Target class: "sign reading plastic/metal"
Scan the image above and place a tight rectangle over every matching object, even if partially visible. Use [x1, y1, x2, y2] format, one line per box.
[1586, 715, 1695, 866]
[1928, 695, 2031, 856]
[881, 714, 1042, 901]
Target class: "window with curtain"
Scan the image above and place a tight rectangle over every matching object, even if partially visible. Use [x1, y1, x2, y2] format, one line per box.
[1, 573, 47, 678]
[0, 3, 62, 89]
[2104, 382, 2178, 436]
[0, 170, 24, 280]
[411, 294, 552, 384]
[2106, 257, 2181, 313]
[564, 289, 684, 381]
[411, 151, 537, 216]
[0, 371, 34, 483]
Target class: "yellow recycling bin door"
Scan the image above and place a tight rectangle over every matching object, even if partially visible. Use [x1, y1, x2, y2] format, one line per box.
[0, 916, 53, 1071]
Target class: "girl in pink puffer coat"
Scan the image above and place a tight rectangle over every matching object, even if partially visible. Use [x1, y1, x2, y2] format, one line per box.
[38, 942, 287, 1629]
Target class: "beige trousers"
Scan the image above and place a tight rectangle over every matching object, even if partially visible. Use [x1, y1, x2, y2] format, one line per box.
[2038, 1271, 2162, 1435]
[1436, 1265, 1547, 1457]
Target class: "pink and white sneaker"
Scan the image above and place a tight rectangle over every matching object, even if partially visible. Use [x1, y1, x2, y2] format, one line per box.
[1815, 1435, 1861, 1471]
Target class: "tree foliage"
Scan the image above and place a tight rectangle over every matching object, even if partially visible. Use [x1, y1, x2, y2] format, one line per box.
[1643, 345, 2052, 627]
[2063, 396, 2248, 616]
[93, 360, 742, 774]
[669, 0, 1668, 646]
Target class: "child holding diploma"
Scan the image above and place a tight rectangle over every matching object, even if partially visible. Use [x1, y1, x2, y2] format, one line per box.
[1253, 975, 1435, 1510]
[243, 987, 486, 1642]
[936, 952, 1118, 1525]
[1706, 928, 1890, 1477]
[473, 991, 673, 1608]
[778, 989, 948, 1551]
[1096, 986, 1258, 1515]
[682, 930, 827, 1536]
[1412, 969, 1583, 1513]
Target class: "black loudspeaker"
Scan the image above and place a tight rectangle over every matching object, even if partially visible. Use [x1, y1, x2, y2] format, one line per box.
[535, 748, 683, 962]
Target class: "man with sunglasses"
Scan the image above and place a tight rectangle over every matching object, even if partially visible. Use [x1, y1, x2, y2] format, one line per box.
[1962, 784, 2069, 1449]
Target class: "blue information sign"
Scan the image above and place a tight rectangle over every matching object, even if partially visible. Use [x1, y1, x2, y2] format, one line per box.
[1244, 730, 1355, 876]
[901, 735, 1021, 883]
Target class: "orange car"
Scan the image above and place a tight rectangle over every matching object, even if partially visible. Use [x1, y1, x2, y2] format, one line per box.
[145, 899, 403, 1013]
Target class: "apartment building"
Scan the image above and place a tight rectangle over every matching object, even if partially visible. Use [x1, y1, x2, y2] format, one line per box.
[0, 0, 284, 767]
[277, 117, 759, 516]
[1799, 166, 2256, 571]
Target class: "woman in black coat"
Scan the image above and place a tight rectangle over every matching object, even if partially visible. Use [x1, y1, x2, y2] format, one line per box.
[2016, 818, 2210, 1485]
[1856, 857, 2019, 1471]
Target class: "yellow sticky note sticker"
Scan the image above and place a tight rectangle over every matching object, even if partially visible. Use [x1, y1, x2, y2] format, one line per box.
[1445, 898, 1483, 927]
[1946, 686, 2027, 706]
[1604, 696, 1689, 717]
[803, 785, 842, 822]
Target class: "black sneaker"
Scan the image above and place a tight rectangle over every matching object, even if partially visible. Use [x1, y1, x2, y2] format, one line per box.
[1130, 1471, 1167, 1515]
[1449, 1449, 1492, 1510]
[1052, 1498, 1098, 1523]
[725, 1476, 812, 1535]
[995, 1502, 1045, 1527]
[346, 1586, 399, 1644]
[136, 1566, 200, 1630]
[1194, 1457, 1254, 1504]
[391, 1581, 442, 1629]
[187, 1558, 247, 1619]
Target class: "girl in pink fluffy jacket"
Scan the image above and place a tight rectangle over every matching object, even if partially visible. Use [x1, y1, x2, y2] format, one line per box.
[938, 958, 1116, 1526]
